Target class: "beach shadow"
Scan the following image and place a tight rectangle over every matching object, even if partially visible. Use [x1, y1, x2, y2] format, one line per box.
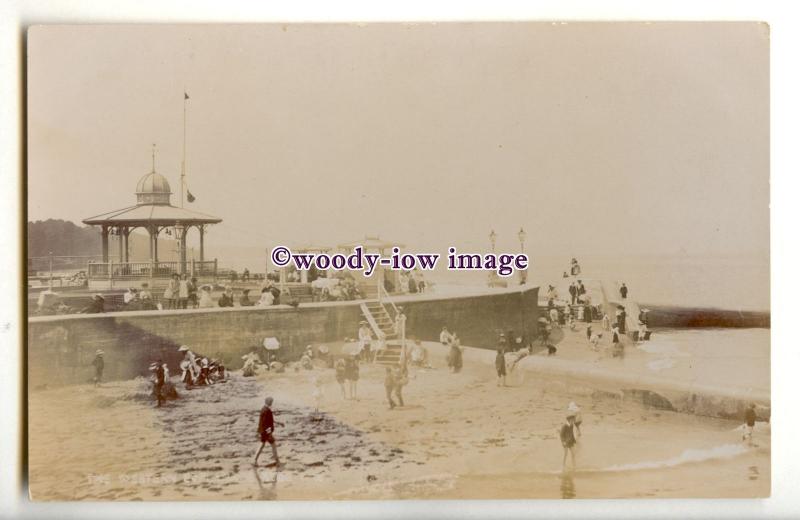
[394, 404, 425, 411]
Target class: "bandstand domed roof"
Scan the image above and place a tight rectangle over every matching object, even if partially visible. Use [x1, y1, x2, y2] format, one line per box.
[136, 171, 172, 195]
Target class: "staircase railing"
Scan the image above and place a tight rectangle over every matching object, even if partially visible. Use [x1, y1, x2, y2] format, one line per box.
[378, 282, 400, 320]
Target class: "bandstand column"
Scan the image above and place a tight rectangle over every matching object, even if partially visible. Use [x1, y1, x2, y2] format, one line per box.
[101, 225, 109, 263]
[152, 226, 159, 263]
[122, 228, 130, 262]
[179, 225, 187, 274]
[199, 225, 205, 263]
[117, 227, 124, 264]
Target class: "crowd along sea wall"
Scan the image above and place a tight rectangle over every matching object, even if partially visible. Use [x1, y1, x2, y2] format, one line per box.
[27, 286, 541, 388]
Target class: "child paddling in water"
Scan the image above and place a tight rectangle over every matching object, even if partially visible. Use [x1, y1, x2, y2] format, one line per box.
[254, 397, 285, 467]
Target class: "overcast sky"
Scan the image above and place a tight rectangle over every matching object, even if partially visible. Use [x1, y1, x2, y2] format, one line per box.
[28, 23, 769, 259]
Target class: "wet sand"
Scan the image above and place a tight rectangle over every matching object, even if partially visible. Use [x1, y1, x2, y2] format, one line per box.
[28, 341, 770, 500]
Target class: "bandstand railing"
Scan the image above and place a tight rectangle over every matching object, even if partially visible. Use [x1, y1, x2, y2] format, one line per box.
[87, 259, 218, 280]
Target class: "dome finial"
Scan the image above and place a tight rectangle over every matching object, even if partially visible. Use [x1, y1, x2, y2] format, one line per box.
[151, 143, 156, 173]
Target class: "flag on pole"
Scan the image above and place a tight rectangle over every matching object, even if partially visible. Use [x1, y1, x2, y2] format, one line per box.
[187, 191, 196, 203]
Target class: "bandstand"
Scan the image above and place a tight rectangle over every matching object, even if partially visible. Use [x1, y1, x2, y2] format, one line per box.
[82, 165, 222, 288]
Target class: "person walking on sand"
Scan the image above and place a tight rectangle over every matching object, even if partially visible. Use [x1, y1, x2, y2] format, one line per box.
[568, 282, 577, 305]
[448, 338, 463, 373]
[384, 366, 398, 409]
[344, 353, 360, 400]
[559, 413, 578, 472]
[742, 403, 757, 446]
[495, 348, 507, 386]
[334, 357, 347, 398]
[254, 397, 285, 467]
[619, 282, 628, 300]
[602, 313, 610, 331]
[91, 349, 104, 387]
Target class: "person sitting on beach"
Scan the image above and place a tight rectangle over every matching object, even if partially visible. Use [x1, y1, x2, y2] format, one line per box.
[178, 345, 200, 387]
[495, 348, 507, 387]
[410, 339, 430, 368]
[254, 397, 284, 467]
[140, 283, 152, 300]
[589, 332, 603, 351]
[300, 353, 313, 370]
[218, 286, 235, 307]
[440, 326, 454, 346]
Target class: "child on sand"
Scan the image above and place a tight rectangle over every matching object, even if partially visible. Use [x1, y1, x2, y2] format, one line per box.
[254, 397, 285, 466]
[559, 413, 578, 472]
[334, 358, 347, 399]
[91, 350, 104, 387]
[495, 349, 507, 386]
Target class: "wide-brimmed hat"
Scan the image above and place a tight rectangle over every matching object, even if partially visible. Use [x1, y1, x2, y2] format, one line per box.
[178, 345, 189, 352]
[567, 402, 580, 413]
[148, 362, 158, 371]
[93, 293, 104, 300]
[95, 349, 104, 355]
[642, 309, 650, 313]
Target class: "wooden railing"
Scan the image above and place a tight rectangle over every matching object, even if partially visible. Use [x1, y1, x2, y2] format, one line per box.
[87, 259, 218, 280]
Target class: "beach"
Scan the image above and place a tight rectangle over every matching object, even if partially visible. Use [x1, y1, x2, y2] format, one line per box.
[28, 338, 770, 500]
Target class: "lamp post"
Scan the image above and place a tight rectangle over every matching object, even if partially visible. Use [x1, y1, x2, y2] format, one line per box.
[518, 227, 528, 285]
[48, 251, 53, 290]
[489, 229, 497, 253]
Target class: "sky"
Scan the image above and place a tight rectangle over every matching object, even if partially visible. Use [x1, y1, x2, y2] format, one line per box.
[27, 23, 769, 262]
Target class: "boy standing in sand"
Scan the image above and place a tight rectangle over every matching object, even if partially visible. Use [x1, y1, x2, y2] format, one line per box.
[495, 348, 507, 386]
[91, 350, 104, 387]
[559, 413, 578, 472]
[254, 397, 285, 466]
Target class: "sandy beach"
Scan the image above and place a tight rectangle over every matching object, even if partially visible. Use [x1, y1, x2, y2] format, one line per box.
[28, 337, 770, 500]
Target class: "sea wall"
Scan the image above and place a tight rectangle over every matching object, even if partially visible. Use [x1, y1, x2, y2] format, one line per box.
[27, 286, 540, 388]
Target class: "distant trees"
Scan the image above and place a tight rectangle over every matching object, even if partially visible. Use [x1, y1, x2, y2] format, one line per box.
[27, 219, 101, 258]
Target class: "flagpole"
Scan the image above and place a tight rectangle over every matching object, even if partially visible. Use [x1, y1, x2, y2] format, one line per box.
[181, 90, 187, 208]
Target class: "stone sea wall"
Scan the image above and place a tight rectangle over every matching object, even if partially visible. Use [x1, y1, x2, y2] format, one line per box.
[27, 286, 540, 388]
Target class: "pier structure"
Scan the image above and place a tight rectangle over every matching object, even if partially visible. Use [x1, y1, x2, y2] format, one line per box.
[82, 162, 222, 288]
